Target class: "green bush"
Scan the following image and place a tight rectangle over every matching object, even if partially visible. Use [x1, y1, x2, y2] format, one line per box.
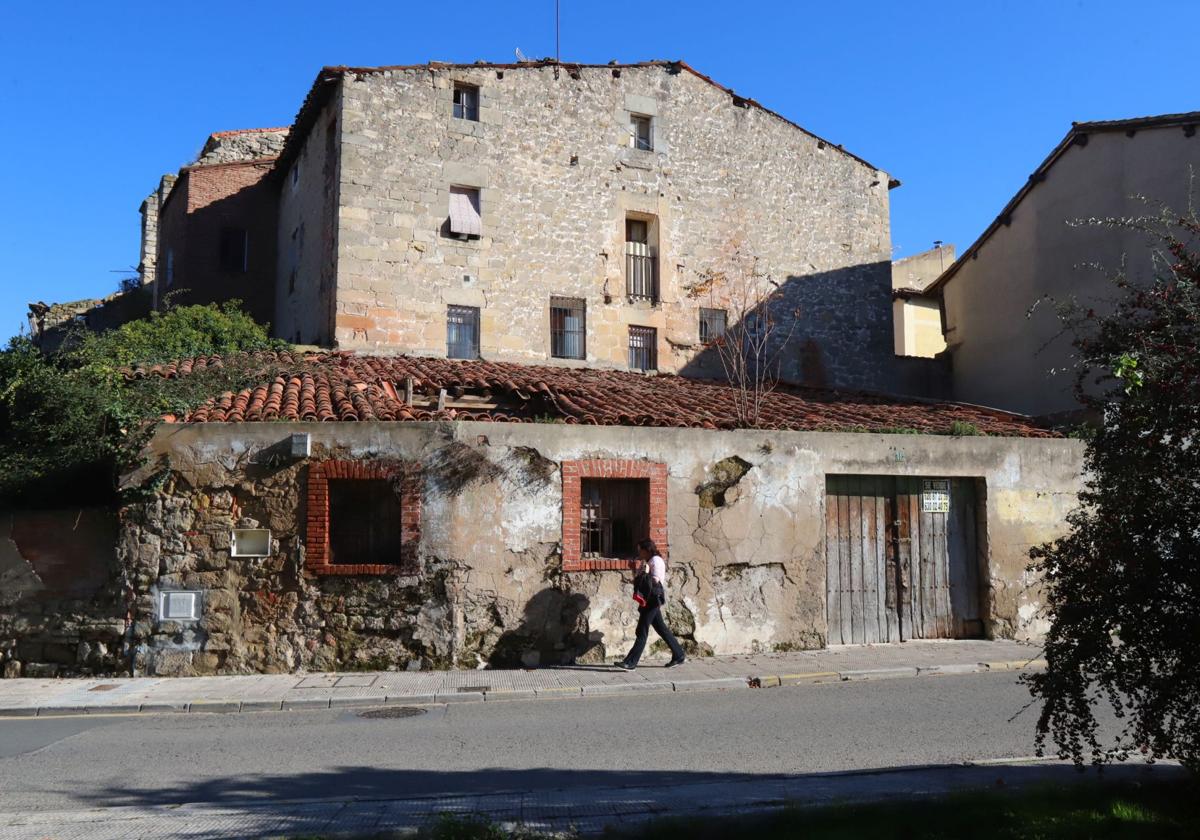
[0, 302, 288, 506]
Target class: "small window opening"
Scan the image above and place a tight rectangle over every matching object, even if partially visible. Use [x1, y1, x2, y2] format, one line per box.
[628, 325, 657, 371]
[328, 479, 403, 565]
[453, 83, 480, 121]
[447, 305, 481, 359]
[219, 227, 248, 273]
[699, 308, 727, 344]
[550, 297, 586, 360]
[581, 479, 649, 559]
[631, 114, 653, 151]
[448, 186, 482, 238]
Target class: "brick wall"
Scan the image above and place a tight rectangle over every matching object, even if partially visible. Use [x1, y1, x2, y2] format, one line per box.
[561, 458, 668, 572]
[154, 160, 278, 325]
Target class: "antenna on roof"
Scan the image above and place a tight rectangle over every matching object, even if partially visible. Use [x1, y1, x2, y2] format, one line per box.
[555, 0, 560, 63]
[515, 47, 528, 63]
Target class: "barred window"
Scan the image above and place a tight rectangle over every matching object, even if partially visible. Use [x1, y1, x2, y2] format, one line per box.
[329, 479, 403, 566]
[581, 478, 649, 559]
[699, 308, 727, 344]
[453, 84, 479, 121]
[447, 305, 480, 359]
[628, 325, 657, 371]
[550, 297, 586, 360]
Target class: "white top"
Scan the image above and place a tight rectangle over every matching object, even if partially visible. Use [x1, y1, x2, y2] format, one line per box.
[648, 555, 666, 589]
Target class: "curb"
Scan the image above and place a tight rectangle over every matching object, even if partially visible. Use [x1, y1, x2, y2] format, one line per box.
[0, 658, 1046, 719]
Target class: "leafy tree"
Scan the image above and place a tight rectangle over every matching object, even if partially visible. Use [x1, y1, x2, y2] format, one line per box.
[0, 302, 288, 506]
[1027, 209, 1200, 772]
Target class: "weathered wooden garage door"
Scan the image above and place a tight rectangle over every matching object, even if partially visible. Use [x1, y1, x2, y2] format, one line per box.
[825, 476, 981, 644]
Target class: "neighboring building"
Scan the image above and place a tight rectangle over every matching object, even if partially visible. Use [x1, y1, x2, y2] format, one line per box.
[892, 244, 952, 358]
[273, 60, 902, 393]
[928, 112, 1200, 418]
[148, 127, 288, 325]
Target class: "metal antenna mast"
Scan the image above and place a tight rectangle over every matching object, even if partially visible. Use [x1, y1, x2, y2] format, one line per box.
[555, 0, 560, 62]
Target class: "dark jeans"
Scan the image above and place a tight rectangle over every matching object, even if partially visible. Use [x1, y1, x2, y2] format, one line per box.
[624, 604, 686, 666]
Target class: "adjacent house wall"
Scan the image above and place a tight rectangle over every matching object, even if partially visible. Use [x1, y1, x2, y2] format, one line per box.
[893, 294, 947, 357]
[120, 421, 1082, 676]
[941, 126, 1200, 417]
[276, 92, 341, 345]
[325, 65, 896, 391]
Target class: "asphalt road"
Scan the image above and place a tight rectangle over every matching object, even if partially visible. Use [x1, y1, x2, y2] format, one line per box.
[0, 671, 1077, 813]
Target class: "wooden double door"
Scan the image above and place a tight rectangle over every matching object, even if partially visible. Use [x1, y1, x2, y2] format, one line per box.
[825, 475, 982, 645]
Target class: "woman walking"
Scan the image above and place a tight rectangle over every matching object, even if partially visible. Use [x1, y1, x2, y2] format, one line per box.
[616, 539, 686, 670]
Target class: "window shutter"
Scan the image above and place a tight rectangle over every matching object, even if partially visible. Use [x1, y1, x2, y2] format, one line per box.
[448, 187, 482, 236]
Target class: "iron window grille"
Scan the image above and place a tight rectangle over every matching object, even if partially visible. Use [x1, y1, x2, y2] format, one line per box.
[628, 325, 657, 371]
[631, 114, 653, 150]
[580, 478, 650, 558]
[550, 297, 586, 360]
[328, 479, 404, 565]
[219, 227, 248, 273]
[453, 84, 480, 121]
[625, 219, 658, 302]
[447, 305, 481, 359]
[699, 307, 727, 344]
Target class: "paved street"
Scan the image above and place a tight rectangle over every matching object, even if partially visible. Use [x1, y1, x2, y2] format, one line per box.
[0, 669, 1170, 838]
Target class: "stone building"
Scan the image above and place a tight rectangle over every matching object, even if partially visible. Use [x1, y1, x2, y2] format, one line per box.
[147, 127, 288, 325]
[927, 111, 1200, 418]
[271, 60, 904, 393]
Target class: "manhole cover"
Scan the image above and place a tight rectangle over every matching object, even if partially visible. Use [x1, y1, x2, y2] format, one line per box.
[358, 706, 427, 719]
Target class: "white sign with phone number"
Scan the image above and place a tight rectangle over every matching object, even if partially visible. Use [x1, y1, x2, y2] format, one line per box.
[922, 479, 950, 513]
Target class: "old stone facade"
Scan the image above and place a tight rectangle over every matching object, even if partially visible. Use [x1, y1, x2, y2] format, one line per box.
[274, 61, 900, 392]
[111, 421, 1080, 676]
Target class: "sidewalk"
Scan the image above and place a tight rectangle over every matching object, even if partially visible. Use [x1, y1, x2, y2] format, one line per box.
[0, 759, 1181, 839]
[0, 640, 1045, 718]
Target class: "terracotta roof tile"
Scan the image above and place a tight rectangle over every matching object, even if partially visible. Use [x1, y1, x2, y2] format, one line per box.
[127, 351, 1055, 437]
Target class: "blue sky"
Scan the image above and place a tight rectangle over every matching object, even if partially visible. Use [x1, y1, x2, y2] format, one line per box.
[1, 0, 1196, 341]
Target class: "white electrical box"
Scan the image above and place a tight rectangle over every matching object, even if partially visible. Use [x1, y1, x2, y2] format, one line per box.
[231, 528, 272, 557]
[160, 591, 200, 621]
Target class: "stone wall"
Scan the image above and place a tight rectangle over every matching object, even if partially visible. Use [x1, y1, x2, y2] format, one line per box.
[197, 128, 288, 166]
[307, 64, 897, 392]
[275, 94, 341, 345]
[138, 174, 176, 288]
[0, 509, 126, 678]
[118, 421, 1082, 676]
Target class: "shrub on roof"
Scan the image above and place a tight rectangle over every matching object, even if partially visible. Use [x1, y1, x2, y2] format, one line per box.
[0, 302, 287, 506]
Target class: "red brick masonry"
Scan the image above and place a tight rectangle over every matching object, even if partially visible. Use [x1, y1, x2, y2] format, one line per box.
[305, 460, 421, 575]
[561, 459, 668, 572]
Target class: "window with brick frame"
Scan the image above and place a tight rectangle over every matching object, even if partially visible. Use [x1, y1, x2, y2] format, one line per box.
[305, 460, 421, 576]
[561, 459, 668, 572]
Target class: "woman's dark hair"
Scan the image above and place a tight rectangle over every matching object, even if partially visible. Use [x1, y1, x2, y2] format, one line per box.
[637, 538, 659, 557]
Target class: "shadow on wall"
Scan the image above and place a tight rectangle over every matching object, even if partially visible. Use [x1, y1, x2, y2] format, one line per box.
[160, 178, 278, 327]
[679, 261, 950, 398]
[488, 588, 603, 668]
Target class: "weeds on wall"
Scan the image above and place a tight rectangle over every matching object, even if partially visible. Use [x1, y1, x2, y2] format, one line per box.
[0, 301, 288, 506]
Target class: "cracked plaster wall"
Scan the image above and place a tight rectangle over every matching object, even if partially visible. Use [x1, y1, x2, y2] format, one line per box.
[105, 421, 1085, 676]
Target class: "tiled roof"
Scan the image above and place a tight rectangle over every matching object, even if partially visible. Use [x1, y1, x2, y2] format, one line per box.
[127, 352, 1055, 437]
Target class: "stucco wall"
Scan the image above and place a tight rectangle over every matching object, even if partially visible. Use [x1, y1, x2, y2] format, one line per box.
[941, 127, 1200, 416]
[894, 296, 946, 357]
[324, 64, 896, 391]
[121, 421, 1082, 676]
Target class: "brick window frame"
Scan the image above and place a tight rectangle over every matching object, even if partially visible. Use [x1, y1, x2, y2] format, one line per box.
[305, 460, 421, 576]
[561, 459, 668, 572]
